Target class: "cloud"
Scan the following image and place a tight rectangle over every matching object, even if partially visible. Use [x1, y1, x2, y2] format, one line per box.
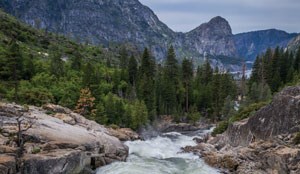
[139, 0, 300, 34]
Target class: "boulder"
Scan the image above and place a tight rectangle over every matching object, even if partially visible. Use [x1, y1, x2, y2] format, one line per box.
[107, 128, 140, 141]
[0, 103, 129, 174]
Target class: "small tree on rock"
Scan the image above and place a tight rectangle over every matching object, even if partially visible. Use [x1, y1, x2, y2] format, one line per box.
[75, 88, 96, 119]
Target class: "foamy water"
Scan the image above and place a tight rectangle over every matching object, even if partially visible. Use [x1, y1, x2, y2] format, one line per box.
[96, 128, 220, 174]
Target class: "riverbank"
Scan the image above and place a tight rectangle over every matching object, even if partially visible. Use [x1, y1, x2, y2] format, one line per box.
[0, 103, 128, 174]
[182, 86, 300, 174]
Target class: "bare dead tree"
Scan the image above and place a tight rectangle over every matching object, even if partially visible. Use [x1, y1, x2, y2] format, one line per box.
[15, 109, 35, 173]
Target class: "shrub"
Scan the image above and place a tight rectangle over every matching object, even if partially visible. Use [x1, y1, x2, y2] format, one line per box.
[212, 121, 229, 137]
[293, 132, 300, 145]
[229, 102, 268, 123]
[109, 124, 120, 130]
[32, 147, 41, 154]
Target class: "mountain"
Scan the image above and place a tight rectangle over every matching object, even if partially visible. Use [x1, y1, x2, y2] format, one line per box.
[0, 0, 297, 67]
[288, 34, 300, 52]
[234, 29, 297, 61]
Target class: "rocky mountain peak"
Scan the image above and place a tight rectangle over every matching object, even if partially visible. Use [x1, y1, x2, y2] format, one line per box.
[189, 16, 232, 37]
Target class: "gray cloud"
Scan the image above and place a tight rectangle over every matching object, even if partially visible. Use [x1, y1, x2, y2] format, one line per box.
[139, 0, 300, 34]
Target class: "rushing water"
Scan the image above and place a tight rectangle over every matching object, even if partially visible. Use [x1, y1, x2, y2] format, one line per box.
[97, 129, 220, 174]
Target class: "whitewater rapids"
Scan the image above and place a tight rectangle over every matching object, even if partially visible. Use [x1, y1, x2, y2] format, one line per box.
[96, 129, 220, 174]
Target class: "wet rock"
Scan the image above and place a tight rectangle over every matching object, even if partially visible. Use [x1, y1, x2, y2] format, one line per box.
[107, 128, 140, 141]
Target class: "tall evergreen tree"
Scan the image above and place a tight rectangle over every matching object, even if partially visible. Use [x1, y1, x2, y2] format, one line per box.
[295, 47, 300, 73]
[71, 48, 82, 71]
[162, 46, 179, 115]
[137, 48, 156, 121]
[7, 40, 24, 100]
[82, 62, 95, 87]
[128, 55, 138, 86]
[50, 52, 64, 78]
[181, 58, 193, 112]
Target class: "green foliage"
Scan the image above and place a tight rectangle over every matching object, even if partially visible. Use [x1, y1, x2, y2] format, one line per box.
[213, 101, 268, 136]
[0, 9, 243, 129]
[229, 102, 268, 123]
[212, 121, 229, 137]
[187, 105, 201, 124]
[249, 46, 300, 93]
[293, 132, 300, 145]
[32, 147, 41, 154]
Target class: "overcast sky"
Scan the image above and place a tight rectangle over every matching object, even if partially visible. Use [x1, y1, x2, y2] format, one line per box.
[139, 0, 300, 34]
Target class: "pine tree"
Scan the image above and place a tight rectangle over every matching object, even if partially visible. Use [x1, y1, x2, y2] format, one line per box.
[50, 52, 64, 78]
[211, 67, 221, 120]
[161, 46, 179, 115]
[82, 62, 94, 87]
[202, 59, 213, 84]
[23, 54, 35, 80]
[119, 46, 128, 69]
[6, 40, 24, 100]
[137, 48, 156, 121]
[181, 58, 193, 112]
[295, 47, 300, 73]
[71, 48, 82, 71]
[249, 56, 261, 85]
[128, 55, 138, 85]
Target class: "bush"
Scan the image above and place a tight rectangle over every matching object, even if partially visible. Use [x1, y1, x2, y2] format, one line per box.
[229, 102, 268, 123]
[109, 124, 120, 130]
[212, 121, 229, 137]
[32, 147, 41, 154]
[293, 132, 300, 145]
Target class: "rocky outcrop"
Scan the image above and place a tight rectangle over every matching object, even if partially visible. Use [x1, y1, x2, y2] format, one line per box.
[225, 85, 300, 147]
[288, 34, 300, 52]
[184, 138, 300, 174]
[185, 16, 237, 58]
[182, 86, 300, 173]
[0, 103, 128, 174]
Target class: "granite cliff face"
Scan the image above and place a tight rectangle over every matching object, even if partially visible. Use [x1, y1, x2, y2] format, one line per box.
[185, 16, 237, 57]
[288, 34, 300, 52]
[0, 0, 297, 66]
[225, 85, 300, 147]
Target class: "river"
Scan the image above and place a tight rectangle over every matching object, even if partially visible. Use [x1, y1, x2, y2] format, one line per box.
[96, 128, 220, 174]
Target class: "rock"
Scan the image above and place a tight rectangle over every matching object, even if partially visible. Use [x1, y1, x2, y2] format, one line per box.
[180, 86, 300, 173]
[160, 123, 207, 133]
[0, 103, 129, 174]
[42, 103, 71, 114]
[225, 86, 300, 147]
[0, 145, 17, 154]
[23, 150, 89, 174]
[193, 137, 204, 144]
[0, 154, 16, 174]
[107, 128, 140, 141]
[52, 113, 76, 125]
